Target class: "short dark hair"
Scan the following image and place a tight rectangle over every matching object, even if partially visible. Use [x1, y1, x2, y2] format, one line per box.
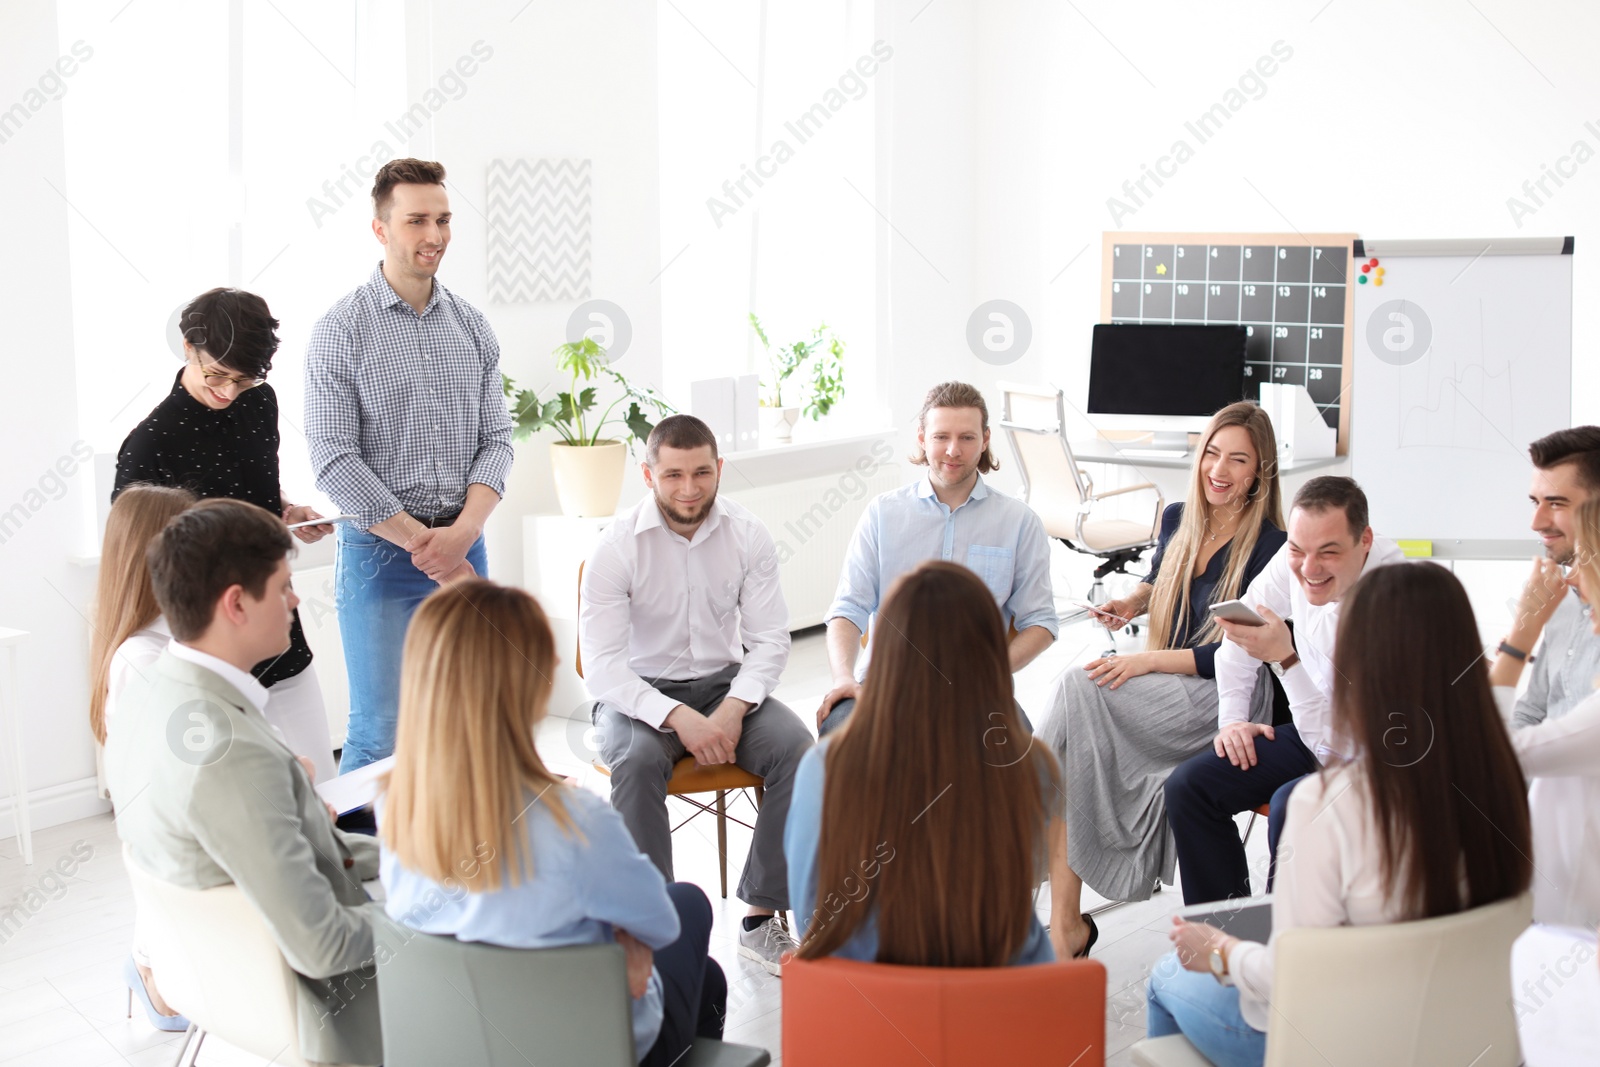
[1291, 475, 1369, 540]
[645, 414, 718, 467]
[178, 288, 280, 380]
[372, 158, 447, 221]
[147, 499, 293, 642]
[1529, 426, 1600, 491]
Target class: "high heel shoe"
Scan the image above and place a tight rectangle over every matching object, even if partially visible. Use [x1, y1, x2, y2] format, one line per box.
[1072, 913, 1100, 959]
[123, 954, 190, 1032]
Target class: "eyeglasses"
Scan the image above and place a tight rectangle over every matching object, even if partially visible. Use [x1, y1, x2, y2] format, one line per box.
[194, 361, 266, 391]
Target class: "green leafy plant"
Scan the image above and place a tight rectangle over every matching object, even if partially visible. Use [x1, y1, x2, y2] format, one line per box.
[502, 338, 675, 447]
[749, 313, 846, 420]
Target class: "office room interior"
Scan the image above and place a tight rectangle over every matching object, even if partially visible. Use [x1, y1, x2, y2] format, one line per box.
[2, 0, 1599, 1065]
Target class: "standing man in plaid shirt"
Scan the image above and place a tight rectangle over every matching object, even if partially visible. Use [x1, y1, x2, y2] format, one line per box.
[305, 158, 513, 774]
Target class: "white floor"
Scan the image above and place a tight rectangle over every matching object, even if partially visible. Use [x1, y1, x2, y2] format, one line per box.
[0, 571, 1272, 1066]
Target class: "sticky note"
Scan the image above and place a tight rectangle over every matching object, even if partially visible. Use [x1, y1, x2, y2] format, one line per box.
[1396, 540, 1434, 558]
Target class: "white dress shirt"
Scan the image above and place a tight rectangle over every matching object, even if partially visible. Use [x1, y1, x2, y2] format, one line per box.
[580, 495, 790, 730]
[1227, 763, 1408, 1033]
[168, 640, 272, 715]
[1215, 537, 1405, 760]
[1495, 685, 1600, 927]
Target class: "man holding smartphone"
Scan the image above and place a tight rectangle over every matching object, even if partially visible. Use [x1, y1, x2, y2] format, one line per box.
[1163, 477, 1404, 904]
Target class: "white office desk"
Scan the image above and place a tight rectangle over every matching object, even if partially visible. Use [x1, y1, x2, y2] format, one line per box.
[1070, 440, 1344, 475]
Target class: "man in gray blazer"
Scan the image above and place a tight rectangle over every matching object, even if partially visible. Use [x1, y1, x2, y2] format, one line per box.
[106, 499, 382, 1066]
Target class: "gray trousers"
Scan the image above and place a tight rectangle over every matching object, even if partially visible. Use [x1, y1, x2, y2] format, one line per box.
[593, 664, 813, 910]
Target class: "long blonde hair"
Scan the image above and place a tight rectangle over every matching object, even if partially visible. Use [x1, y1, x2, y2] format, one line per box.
[90, 485, 197, 743]
[1145, 402, 1284, 651]
[381, 579, 575, 891]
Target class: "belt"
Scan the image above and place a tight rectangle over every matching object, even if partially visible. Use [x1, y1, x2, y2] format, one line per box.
[415, 511, 462, 528]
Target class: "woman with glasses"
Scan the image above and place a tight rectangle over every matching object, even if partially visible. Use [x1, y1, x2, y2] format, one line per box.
[113, 286, 338, 782]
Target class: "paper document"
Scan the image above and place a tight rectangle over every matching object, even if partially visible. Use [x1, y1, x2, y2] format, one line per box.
[316, 755, 395, 815]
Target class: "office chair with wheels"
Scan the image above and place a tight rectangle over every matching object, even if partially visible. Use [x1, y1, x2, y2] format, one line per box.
[998, 381, 1164, 611]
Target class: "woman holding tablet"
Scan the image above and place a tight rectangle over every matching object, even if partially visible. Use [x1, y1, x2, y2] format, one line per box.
[786, 561, 1070, 966]
[114, 287, 337, 781]
[381, 581, 726, 1066]
[1039, 401, 1285, 956]
[1149, 563, 1532, 1066]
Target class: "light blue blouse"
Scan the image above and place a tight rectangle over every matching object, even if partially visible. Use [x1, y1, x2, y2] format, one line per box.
[784, 739, 1055, 965]
[380, 785, 678, 1058]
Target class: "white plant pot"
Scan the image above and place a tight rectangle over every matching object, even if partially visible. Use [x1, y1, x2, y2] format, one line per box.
[550, 440, 627, 517]
[759, 406, 800, 444]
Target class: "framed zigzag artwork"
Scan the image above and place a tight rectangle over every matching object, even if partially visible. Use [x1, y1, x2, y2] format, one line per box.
[485, 158, 592, 303]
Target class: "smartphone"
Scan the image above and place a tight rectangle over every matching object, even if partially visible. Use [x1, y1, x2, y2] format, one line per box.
[1209, 599, 1267, 626]
[287, 514, 360, 530]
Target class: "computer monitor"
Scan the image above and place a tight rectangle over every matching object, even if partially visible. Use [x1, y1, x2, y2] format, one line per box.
[1087, 324, 1248, 449]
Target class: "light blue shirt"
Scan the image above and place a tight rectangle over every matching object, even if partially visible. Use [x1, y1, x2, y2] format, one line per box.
[826, 473, 1058, 677]
[784, 739, 1055, 965]
[380, 786, 678, 1059]
[1514, 590, 1600, 728]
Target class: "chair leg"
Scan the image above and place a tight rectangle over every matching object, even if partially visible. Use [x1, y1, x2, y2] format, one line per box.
[754, 784, 764, 808]
[170, 1024, 201, 1067]
[1241, 810, 1258, 846]
[716, 790, 729, 899]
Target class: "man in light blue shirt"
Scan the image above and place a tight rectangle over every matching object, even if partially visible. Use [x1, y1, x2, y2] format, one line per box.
[817, 381, 1059, 736]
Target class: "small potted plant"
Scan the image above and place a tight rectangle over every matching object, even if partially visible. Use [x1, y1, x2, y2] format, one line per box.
[749, 313, 846, 444]
[504, 338, 675, 517]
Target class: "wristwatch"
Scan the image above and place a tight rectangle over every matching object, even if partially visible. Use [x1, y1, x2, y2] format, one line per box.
[1209, 942, 1229, 982]
[1269, 651, 1300, 678]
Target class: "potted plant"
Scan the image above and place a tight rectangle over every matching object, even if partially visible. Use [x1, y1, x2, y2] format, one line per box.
[749, 313, 846, 443]
[503, 338, 675, 517]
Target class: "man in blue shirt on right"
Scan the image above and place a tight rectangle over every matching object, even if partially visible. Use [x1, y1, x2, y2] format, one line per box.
[817, 380, 1060, 737]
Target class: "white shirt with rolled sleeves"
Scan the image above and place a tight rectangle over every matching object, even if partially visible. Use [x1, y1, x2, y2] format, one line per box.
[826, 474, 1059, 678]
[579, 496, 790, 730]
[1214, 536, 1405, 761]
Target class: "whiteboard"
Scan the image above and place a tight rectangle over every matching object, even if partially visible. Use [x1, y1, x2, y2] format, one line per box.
[1351, 243, 1572, 544]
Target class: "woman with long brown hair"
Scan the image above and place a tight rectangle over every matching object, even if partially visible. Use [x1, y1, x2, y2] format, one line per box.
[786, 560, 1069, 966]
[1039, 401, 1285, 955]
[1149, 563, 1533, 1066]
[380, 580, 726, 1066]
[90, 482, 196, 1033]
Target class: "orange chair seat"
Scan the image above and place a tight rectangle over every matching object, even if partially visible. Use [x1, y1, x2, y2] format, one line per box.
[590, 756, 763, 795]
[784, 955, 1106, 1065]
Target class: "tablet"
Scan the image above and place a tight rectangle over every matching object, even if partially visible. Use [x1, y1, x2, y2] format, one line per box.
[1180, 895, 1274, 944]
[287, 514, 360, 530]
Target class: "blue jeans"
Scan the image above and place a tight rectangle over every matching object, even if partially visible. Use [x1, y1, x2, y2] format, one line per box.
[335, 524, 487, 772]
[1147, 952, 1266, 1067]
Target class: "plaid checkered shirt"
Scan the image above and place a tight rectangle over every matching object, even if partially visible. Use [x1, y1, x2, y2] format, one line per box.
[305, 262, 514, 529]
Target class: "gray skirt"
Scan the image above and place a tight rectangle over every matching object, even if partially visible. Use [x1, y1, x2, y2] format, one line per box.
[1036, 660, 1274, 902]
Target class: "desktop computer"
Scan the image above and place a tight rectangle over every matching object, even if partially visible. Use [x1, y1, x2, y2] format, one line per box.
[1086, 323, 1248, 453]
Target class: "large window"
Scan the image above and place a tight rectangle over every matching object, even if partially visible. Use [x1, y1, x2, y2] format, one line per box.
[60, 0, 405, 509]
[657, 0, 879, 430]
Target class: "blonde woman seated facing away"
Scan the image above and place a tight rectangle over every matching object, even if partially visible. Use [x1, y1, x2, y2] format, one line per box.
[380, 581, 726, 1067]
[785, 561, 1073, 965]
[1149, 563, 1533, 1067]
[1039, 401, 1285, 955]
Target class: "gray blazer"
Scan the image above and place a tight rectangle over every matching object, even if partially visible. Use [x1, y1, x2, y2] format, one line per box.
[105, 650, 383, 1066]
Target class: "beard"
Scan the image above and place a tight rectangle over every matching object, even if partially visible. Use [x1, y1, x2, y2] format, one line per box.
[656, 485, 718, 527]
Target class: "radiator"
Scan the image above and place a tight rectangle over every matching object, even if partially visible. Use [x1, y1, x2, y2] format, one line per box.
[723, 465, 903, 630]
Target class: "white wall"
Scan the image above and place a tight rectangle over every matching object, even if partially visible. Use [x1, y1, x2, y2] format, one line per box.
[0, 4, 106, 836]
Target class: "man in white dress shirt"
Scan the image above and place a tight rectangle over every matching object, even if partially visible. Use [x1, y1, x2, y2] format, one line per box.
[581, 415, 812, 975]
[1165, 476, 1405, 904]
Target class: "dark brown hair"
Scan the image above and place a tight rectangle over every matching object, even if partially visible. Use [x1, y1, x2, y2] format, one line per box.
[146, 499, 293, 641]
[372, 158, 447, 221]
[179, 288, 280, 380]
[795, 561, 1059, 966]
[1331, 563, 1532, 919]
[1291, 475, 1369, 541]
[910, 381, 1000, 473]
[1529, 426, 1600, 491]
[645, 414, 718, 466]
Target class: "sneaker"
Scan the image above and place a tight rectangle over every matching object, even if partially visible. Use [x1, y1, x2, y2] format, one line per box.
[737, 917, 797, 976]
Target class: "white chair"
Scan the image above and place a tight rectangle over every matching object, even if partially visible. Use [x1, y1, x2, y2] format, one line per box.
[997, 382, 1163, 607]
[1131, 893, 1532, 1067]
[122, 843, 356, 1067]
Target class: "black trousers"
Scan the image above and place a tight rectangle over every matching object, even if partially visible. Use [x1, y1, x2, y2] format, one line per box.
[642, 882, 727, 1067]
[1164, 723, 1318, 905]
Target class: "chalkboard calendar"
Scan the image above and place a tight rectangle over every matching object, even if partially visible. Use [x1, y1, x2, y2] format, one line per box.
[1100, 232, 1357, 453]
